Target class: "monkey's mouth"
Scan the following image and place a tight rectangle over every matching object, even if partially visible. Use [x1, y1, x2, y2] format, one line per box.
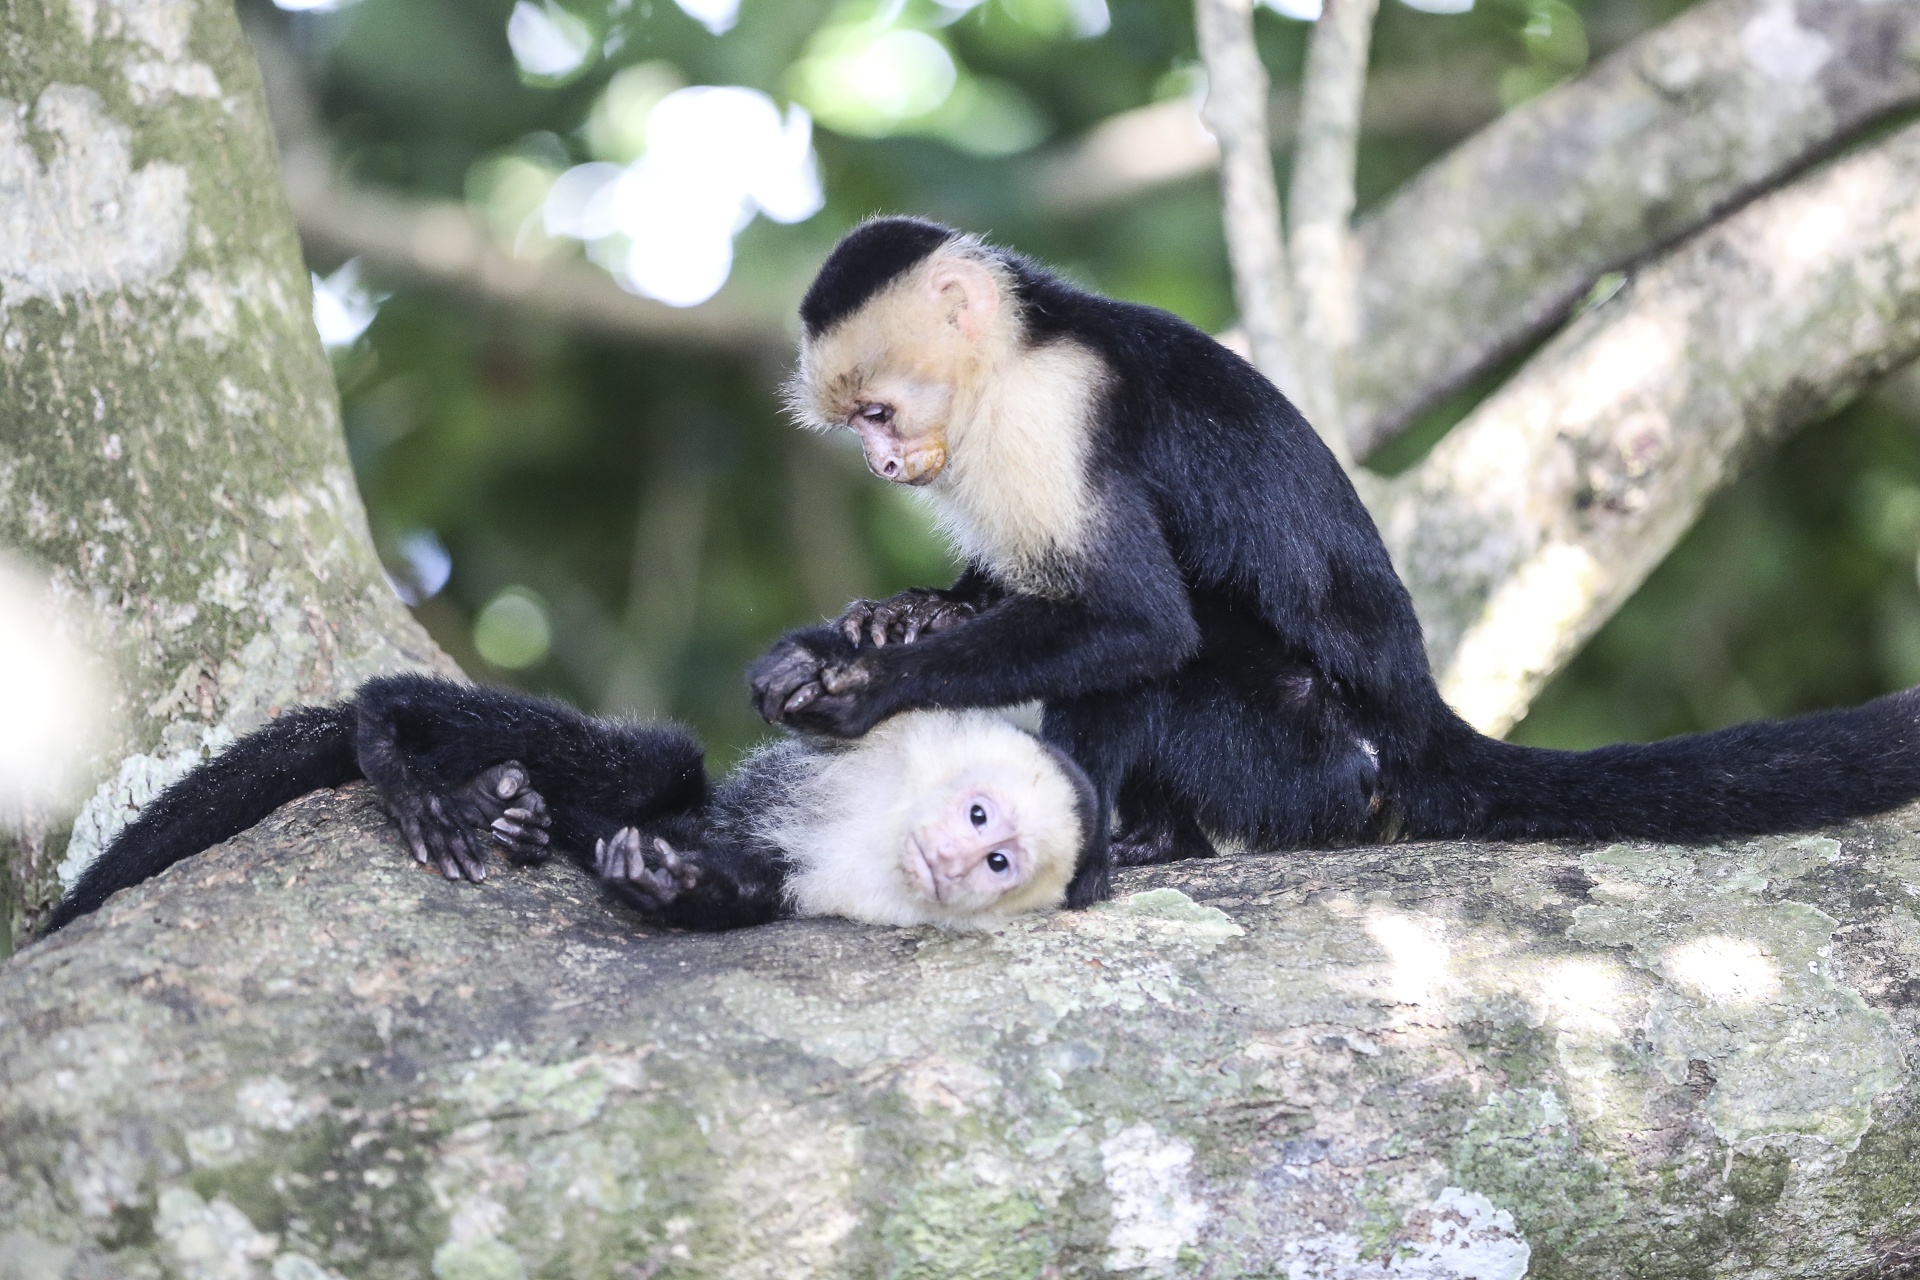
[907, 836, 944, 903]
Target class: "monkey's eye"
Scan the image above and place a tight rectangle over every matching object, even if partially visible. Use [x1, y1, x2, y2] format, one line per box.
[969, 803, 987, 828]
[986, 851, 1010, 873]
[855, 403, 894, 427]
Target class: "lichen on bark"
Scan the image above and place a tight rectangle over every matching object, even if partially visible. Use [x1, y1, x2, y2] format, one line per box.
[0, 0, 450, 947]
[3, 787, 1919, 1278]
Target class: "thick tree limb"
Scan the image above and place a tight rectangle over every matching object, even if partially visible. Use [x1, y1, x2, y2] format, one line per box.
[0, 0, 452, 945]
[6, 787, 1920, 1275]
[1287, 0, 1381, 451]
[1380, 118, 1920, 736]
[1347, 0, 1920, 458]
[1194, 0, 1310, 412]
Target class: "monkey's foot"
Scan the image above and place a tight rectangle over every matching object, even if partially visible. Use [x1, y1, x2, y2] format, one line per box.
[1109, 820, 1216, 867]
[595, 828, 701, 914]
[385, 760, 551, 883]
[455, 761, 552, 863]
[838, 588, 977, 648]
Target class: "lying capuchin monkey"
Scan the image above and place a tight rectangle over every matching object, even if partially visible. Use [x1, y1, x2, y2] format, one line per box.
[41, 675, 1095, 937]
[751, 215, 1920, 907]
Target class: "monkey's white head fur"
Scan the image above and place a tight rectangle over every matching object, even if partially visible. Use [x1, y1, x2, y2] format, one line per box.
[771, 709, 1086, 928]
[783, 235, 1104, 594]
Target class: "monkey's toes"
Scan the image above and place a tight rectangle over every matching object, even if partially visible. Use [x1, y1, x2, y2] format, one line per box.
[838, 600, 880, 646]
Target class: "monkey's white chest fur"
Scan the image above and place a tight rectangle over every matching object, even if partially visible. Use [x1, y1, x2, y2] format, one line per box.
[924, 339, 1106, 593]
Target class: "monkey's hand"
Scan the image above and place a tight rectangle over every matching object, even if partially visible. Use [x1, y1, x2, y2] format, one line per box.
[838, 588, 978, 648]
[595, 828, 701, 915]
[384, 761, 551, 883]
[748, 636, 877, 736]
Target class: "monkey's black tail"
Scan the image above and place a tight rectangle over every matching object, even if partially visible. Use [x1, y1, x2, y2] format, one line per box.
[41, 705, 360, 936]
[1403, 687, 1920, 844]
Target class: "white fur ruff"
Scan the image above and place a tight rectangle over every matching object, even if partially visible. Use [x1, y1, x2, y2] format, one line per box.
[765, 710, 1082, 928]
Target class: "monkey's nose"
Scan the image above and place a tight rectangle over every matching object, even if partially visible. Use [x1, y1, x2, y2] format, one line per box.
[881, 459, 900, 477]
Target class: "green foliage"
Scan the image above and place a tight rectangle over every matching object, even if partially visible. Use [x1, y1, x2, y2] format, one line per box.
[271, 0, 1920, 763]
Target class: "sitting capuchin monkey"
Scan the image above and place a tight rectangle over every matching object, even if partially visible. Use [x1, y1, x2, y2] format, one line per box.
[41, 675, 1095, 937]
[751, 215, 1920, 907]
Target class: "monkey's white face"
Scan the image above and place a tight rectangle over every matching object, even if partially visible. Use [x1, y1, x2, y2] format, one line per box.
[789, 248, 1006, 488]
[903, 787, 1035, 912]
[844, 373, 955, 486]
[777, 709, 1083, 928]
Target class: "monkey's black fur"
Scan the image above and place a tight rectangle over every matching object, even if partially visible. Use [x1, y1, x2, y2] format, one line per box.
[799, 217, 956, 337]
[38, 675, 768, 935]
[757, 216, 1920, 906]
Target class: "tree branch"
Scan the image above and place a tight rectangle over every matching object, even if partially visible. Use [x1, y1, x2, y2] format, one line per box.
[1286, 0, 1380, 453]
[1194, 0, 1309, 412]
[1032, 64, 1502, 218]
[246, 11, 788, 351]
[284, 159, 788, 351]
[1347, 0, 1920, 457]
[1381, 118, 1920, 735]
[9, 785, 1920, 1275]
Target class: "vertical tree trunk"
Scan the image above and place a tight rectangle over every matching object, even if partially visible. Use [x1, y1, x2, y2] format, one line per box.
[0, 0, 452, 949]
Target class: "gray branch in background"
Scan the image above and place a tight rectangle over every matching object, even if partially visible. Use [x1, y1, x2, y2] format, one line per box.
[1194, 0, 1311, 416]
[284, 159, 788, 351]
[1286, 0, 1381, 449]
[246, 12, 789, 352]
[1380, 117, 1920, 735]
[1346, 0, 1920, 458]
[1031, 65, 1504, 218]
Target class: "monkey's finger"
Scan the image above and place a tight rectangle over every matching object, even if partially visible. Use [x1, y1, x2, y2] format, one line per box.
[491, 818, 550, 846]
[781, 681, 822, 716]
[839, 602, 876, 647]
[392, 812, 433, 866]
[489, 762, 530, 800]
[506, 791, 551, 826]
[652, 838, 701, 890]
[450, 829, 488, 882]
[927, 603, 973, 633]
[819, 663, 870, 695]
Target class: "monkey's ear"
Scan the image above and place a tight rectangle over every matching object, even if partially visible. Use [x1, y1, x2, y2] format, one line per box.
[925, 254, 1000, 339]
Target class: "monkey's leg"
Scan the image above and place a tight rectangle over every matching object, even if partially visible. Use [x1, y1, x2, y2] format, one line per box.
[1112, 772, 1219, 866]
[1146, 665, 1385, 851]
[351, 675, 704, 883]
[352, 679, 558, 881]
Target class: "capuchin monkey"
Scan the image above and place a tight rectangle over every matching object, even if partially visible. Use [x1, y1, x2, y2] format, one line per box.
[41, 675, 1095, 937]
[752, 215, 1920, 907]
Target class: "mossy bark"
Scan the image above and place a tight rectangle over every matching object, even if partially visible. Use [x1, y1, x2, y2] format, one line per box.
[0, 0, 451, 948]
[3, 790, 1919, 1278]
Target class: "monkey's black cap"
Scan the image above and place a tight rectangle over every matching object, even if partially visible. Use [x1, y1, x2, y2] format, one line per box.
[799, 216, 958, 337]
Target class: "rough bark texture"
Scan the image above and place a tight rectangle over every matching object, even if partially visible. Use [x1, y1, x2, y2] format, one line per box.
[0, 0, 450, 948]
[1382, 117, 1920, 736]
[4, 785, 1920, 1278]
[1346, 0, 1920, 459]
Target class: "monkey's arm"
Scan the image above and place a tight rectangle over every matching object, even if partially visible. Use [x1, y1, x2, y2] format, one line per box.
[752, 516, 1198, 737]
[836, 566, 1005, 647]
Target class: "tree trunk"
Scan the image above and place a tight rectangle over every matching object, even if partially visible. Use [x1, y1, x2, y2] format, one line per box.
[0, 0, 452, 948]
[3, 789, 1918, 1278]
